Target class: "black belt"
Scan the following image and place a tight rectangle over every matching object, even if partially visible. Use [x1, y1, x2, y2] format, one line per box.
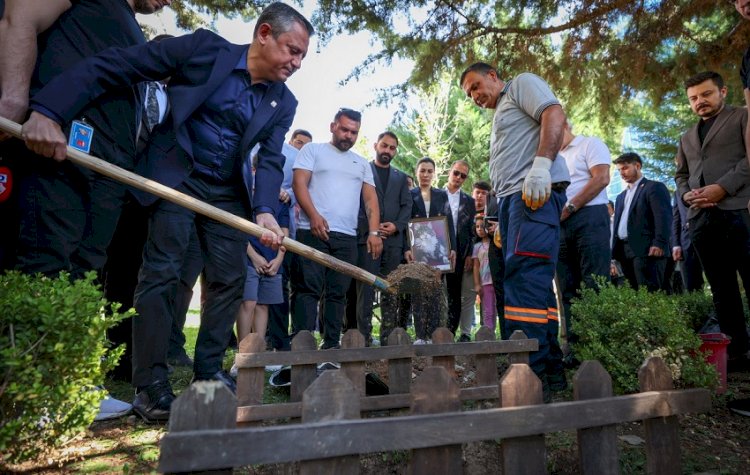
[551, 181, 570, 193]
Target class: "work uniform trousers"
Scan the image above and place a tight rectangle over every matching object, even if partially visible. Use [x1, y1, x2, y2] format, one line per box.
[292, 230, 357, 349]
[556, 204, 611, 339]
[498, 190, 565, 378]
[690, 207, 750, 358]
[133, 174, 248, 388]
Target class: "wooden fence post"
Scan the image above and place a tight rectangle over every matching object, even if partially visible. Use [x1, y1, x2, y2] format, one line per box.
[388, 327, 412, 394]
[300, 371, 361, 475]
[410, 366, 463, 475]
[508, 330, 530, 365]
[342, 329, 366, 396]
[499, 364, 546, 474]
[236, 333, 266, 427]
[162, 381, 237, 474]
[431, 327, 456, 378]
[474, 326, 498, 387]
[574, 360, 619, 475]
[639, 356, 680, 475]
[291, 331, 318, 402]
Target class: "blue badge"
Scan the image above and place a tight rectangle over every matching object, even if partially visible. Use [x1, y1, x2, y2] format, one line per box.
[68, 120, 94, 154]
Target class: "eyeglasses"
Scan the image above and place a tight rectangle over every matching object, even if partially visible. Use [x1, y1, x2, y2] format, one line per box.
[452, 170, 468, 179]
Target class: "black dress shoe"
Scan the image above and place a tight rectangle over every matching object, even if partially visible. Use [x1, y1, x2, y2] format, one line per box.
[133, 380, 175, 423]
[167, 351, 194, 368]
[457, 334, 472, 343]
[192, 369, 236, 394]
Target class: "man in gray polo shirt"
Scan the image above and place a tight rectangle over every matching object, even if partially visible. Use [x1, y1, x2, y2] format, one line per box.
[460, 62, 570, 401]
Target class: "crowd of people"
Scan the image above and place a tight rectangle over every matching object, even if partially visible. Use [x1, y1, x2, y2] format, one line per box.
[0, 0, 749, 425]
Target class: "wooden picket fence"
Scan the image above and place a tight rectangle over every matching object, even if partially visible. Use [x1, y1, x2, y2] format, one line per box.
[233, 326, 537, 424]
[159, 357, 710, 474]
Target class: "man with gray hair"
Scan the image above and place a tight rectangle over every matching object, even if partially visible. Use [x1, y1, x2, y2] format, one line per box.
[19, 2, 315, 421]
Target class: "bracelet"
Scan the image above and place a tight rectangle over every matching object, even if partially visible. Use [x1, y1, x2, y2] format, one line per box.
[369, 231, 380, 236]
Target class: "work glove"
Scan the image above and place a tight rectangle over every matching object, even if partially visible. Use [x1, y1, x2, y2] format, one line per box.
[522, 156, 553, 210]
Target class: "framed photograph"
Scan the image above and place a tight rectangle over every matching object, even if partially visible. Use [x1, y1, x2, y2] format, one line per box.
[408, 216, 453, 273]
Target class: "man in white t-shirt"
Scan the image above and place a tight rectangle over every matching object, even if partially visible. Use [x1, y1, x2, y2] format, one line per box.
[291, 108, 382, 349]
[556, 121, 611, 348]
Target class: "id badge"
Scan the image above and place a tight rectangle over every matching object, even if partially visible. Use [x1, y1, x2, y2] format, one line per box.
[68, 120, 94, 154]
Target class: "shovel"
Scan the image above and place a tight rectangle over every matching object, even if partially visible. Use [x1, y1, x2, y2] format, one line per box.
[0, 117, 391, 292]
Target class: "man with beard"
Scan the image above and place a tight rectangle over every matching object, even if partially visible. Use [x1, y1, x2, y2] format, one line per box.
[351, 131, 410, 346]
[675, 71, 750, 369]
[291, 108, 382, 350]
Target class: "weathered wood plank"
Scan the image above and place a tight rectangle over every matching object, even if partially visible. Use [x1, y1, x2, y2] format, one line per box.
[431, 328, 456, 377]
[508, 330, 531, 365]
[341, 330, 366, 396]
[236, 385, 501, 423]
[300, 371, 360, 475]
[639, 357, 680, 475]
[500, 364, 546, 474]
[387, 328, 412, 395]
[161, 381, 236, 474]
[574, 361, 619, 475]
[410, 367, 463, 475]
[234, 334, 538, 367]
[161, 388, 710, 471]
[236, 333, 266, 411]
[291, 331, 317, 403]
[474, 326, 498, 388]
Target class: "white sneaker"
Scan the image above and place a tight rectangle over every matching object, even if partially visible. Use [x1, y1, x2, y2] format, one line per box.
[94, 394, 132, 421]
[229, 364, 238, 378]
[413, 339, 428, 345]
[264, 364, 283, 372]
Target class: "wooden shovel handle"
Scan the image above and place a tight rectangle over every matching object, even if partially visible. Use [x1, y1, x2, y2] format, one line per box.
[0, 117, 390, 291]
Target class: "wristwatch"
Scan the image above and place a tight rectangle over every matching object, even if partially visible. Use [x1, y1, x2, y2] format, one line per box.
[369, 231, 380, 237]
[564, 202, 577, 214]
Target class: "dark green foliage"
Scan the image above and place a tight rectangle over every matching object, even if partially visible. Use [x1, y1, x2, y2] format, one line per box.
[571, 281, 717, 394]
[0, 272, 130, 464]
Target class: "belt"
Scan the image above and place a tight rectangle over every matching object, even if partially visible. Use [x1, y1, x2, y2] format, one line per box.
[551, 181, 570, 193]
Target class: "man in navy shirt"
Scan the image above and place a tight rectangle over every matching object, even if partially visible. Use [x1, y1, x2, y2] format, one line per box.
[19, 2, 314, 422]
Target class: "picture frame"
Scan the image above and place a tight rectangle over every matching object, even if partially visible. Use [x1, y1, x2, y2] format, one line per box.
[407, 216, 453, 273]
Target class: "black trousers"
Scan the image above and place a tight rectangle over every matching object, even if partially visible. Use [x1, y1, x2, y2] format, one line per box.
[291, 230, 357, 349]
[614, 239, 668, 292]
[357, 243, 403, 343]
[690, 208, 750, 358]
[445, 259, 466, 335]
[132, 175, 247, 387]
[267, 251, 293, 351]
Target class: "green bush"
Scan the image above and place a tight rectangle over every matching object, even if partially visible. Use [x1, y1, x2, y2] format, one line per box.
[673, 289, 716, 332]
[570, 282, 717, 394]
[0, 271, 130, 464]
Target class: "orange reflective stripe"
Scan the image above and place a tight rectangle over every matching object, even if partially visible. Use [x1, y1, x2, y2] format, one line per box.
[505, 306, 547, 316]
[547, 307, 559, 321]
[505, 314, 548, 324]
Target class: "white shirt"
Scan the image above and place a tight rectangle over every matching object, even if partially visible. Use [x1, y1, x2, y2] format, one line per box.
[559, 135, 611, 207]
[617, 176, 644, 240]
[445, 187, 461, 230]
[293, 143, 375, 236]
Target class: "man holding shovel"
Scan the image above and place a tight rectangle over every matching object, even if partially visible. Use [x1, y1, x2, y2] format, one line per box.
[17, 2, 314, 422]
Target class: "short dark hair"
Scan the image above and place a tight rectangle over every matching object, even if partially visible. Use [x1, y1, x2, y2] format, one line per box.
[451, 159, 470, 171]
[416, 157, 436, 169]
[334, 107, 362, 123]
[684, 71, 724, 90]
[151, 34, 174, 42]
[253, 2, 315, 39]
[377, 131, 399, 144]
[291, 129, 312, 140]
[460, 62, 498, 86]
[472, 180, 492, 192]
[613, 152, 642, 165]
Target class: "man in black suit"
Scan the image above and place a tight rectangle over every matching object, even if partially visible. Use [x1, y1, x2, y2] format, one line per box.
[670, 190, 703, 293]
[612, 153, 672, 292]
[443, 160, 476, 341]
[353, 131, 411, 345]
[20, 3, 314, 421]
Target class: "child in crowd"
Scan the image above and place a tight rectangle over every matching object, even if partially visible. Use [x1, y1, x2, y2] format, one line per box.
[232, 199, 290, 376]
[472, 219, 496, 333]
